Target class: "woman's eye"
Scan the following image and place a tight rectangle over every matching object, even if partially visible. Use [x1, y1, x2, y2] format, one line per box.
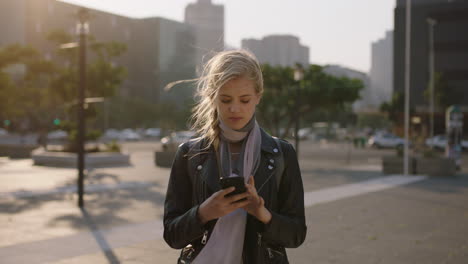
[221, 100, 231, 104]
[241, 101, 250, 104]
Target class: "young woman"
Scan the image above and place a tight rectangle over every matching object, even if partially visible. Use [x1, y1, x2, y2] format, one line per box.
[163, 50, 306, 264]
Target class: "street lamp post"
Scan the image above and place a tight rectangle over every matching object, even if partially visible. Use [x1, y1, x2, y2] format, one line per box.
[77, 8, 89, 207]
[404, 0, 412, 176]
[427, 18, 437, 143]
[293, 64, 304, 155]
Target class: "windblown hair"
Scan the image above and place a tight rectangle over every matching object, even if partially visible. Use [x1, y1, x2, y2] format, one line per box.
[190, 49, 263, 150]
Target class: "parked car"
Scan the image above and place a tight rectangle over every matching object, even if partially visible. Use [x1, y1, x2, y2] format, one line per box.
[120, 129, 141, 141]
[0, 128, 7, 136]
[297, 128, 313, 140]
[47, 130, 68, 140]
[462, 139, 468, 151]
[161, 131, 196, 152]
[102, 129, 120, 141]
[425, 135, 447, 150]
[144, 128, 161, 138]
[368, 133, 408, 149]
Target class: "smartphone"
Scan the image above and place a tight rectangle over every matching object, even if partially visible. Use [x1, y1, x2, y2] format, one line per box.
[220, 176, 247, 197]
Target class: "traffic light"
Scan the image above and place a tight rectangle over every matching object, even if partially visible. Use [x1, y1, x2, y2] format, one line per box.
[53, 118, 61, 126]
[3, 120, 11, 127]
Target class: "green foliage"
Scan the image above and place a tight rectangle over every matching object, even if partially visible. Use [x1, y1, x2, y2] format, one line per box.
[379, 92, 404, 123]
[92, 95, 192, 131]
[258, 64, 364, 138]
[105, 140, 121, 152]
[0, 28, 127, 147]
[424, 72, 463, 110]
[357, 113, 391, 129]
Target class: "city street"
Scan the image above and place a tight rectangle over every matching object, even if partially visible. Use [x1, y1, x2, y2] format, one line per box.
[0, 140, 467, 263]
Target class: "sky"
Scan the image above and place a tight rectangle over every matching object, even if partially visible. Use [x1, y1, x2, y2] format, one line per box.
[61, 0, 396, 73]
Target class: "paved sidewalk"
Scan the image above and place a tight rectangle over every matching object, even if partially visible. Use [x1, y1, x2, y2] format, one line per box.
[1, 146, 467, 263]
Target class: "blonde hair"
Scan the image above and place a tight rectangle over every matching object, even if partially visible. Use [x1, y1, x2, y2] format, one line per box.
[190, 49, 263, 150]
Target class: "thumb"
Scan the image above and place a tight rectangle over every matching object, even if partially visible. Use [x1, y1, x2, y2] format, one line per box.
[249, 176, 255, 185]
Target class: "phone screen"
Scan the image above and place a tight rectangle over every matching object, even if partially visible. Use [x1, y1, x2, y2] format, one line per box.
[220, 176, 247, 197]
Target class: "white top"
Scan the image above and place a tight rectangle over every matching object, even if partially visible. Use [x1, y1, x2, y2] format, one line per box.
[192, 172, 246, 264]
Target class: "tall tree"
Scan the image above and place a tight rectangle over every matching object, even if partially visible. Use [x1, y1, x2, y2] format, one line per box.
[258, 64, 364, 138]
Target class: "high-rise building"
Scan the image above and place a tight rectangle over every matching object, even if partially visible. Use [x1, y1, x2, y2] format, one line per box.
[242, 35, 309, 67]
[0, 0, 197, 104]
[370, 30, 393, 107]
[394, 0, 468, 111]
[184, 0, 225, 68]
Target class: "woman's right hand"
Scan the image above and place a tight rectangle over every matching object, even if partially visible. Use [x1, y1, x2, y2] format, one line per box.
[198, 187, 251, 224]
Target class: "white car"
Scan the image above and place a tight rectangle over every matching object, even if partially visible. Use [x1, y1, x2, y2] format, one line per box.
[368, 133, 408, 149]
[425, 135, 447, 150]
[462, 139, 468, 150]
[47, 130, 68, 140]
[120, 129, 141, 141]
[297, 128, 313, 140]
[161, 131, 196, 151]
[0, 128, 7, 136]
[103, 129, 122, 140]
[144, 128, 161, 138]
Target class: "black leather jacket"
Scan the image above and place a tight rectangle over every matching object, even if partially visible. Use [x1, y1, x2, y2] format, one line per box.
[163, 129, 307, 263]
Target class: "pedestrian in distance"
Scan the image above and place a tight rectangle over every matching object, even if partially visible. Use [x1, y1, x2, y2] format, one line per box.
[163, 49, 307, 264]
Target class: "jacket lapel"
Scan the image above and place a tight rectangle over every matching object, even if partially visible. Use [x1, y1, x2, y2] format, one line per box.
[194, 128, 279, 195]
[199, 151, 221, 194]
[254, 128, 278, 193]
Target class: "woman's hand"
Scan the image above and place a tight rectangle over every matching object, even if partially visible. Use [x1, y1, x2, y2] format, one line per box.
[198, 187, 251, 224]
[243, 176, 272, 224]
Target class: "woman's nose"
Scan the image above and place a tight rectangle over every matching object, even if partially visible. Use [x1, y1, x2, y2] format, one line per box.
[229, 105, 240, 113]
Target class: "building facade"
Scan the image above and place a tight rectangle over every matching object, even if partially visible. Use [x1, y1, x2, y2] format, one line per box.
[0, 0, 197, 104]
[394, 0, 468, 110]
[184, 0, 225, 68]
[370, 30, 393, 107]
[242, 35, 309, 67]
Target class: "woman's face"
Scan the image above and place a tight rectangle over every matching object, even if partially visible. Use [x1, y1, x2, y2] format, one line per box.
[216, 76, 261, 130]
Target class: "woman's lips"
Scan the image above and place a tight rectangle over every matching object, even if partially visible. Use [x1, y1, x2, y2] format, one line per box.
[229, 117, 242, 122]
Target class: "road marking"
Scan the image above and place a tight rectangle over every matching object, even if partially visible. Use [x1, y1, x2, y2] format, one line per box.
[304, 174, 427, 207]
[0, 175, 428, 263]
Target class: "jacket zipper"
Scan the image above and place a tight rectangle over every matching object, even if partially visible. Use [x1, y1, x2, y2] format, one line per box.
[267, 248, 274, 258]
[257, 232, 262, 246]
[269, 248, 284, 257]
[201, 230, 208, 245]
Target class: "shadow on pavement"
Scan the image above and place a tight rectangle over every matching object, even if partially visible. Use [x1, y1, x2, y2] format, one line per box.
[81, 208, 121, 264]
[47, 184, 166, 229]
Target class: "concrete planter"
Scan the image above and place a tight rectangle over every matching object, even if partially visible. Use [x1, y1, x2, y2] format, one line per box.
[154, 151, 176, 168]
[0, 144, 38, 159]
[31, 148, 130, 168]
[382, 156, 417, 175]
[415, 157, 456, 176]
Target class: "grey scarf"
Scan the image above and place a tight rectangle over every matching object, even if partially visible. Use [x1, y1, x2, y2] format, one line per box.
[218, 114, 262, 181]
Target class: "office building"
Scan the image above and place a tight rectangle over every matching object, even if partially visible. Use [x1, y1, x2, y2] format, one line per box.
[242, 35, 309, 67]
[370, 30, 394, 107]
[185, 0, 225, 68]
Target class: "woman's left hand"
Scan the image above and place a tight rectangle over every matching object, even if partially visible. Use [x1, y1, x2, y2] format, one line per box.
[242, 176, 272, 224]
